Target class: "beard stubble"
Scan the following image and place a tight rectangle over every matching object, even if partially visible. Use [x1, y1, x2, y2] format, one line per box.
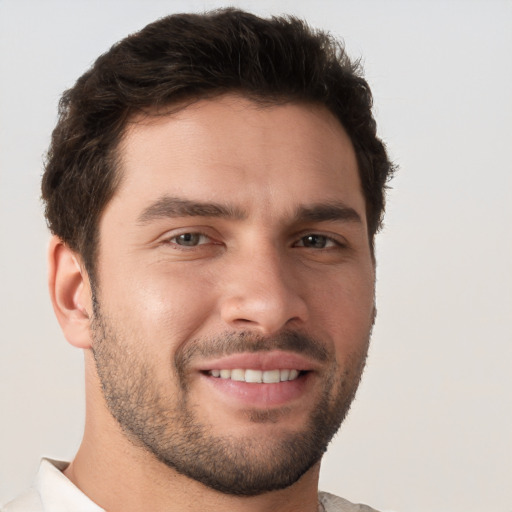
[91, 300, 370, 496]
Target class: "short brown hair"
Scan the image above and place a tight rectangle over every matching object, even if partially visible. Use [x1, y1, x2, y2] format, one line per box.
[42, 8, 394, 278]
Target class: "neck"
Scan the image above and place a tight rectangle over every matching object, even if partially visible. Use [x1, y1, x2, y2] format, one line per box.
[65, 451, 320, 512]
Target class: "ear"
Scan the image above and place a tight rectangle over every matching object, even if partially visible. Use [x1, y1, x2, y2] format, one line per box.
[48, 236, 93, 349]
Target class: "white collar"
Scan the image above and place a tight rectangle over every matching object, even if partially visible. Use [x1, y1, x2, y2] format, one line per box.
[35, 458, 104, 511]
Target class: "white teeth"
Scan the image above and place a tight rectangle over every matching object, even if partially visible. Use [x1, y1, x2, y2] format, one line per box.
[245, 369, 263, 383]
[220, 369, 231, 379]
[209, 368, 302, 383]
[263, 369, 280, 383]
[289, 369, 299, 380]
[231, 369, 245, 382]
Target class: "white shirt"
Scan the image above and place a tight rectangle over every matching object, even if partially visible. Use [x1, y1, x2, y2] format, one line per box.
[2, 459, 379, 512]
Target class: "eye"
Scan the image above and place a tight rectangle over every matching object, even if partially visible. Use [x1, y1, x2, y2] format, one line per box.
[170, 232, 210, 247]
[295, 234, 340, 249]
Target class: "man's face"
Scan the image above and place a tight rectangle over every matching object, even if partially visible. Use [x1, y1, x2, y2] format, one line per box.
[91, 96, 376, 495]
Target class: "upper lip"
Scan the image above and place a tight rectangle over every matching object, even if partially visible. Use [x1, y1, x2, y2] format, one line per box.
[194, 350, 321, 372]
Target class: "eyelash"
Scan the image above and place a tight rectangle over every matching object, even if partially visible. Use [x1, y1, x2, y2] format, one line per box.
[293, 233, 345, 249]
[164, 231, 214, 248]
[162, 231, 346, 250]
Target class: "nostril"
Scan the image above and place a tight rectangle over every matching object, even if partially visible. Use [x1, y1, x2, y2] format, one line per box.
[220, 290, 308, 335]
[231, 317, 258, 325]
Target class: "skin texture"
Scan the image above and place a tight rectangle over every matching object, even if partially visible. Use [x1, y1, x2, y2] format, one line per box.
[50, 95, 376, 512]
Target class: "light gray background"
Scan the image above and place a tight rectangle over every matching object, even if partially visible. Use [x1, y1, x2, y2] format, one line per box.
[1, 1, 511, 511]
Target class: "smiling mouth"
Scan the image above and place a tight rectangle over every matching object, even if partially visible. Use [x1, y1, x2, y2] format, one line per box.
[205, 369, 307, 383]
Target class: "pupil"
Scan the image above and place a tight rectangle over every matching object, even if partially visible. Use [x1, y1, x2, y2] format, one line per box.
[305, 235, 325, 248]
[178, 233, 198, 246]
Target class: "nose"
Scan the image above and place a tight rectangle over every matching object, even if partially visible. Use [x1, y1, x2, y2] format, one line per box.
[219, 245, 309, 335]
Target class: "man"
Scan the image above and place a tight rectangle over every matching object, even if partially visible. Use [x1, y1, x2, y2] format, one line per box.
[2, 8, 393, 512]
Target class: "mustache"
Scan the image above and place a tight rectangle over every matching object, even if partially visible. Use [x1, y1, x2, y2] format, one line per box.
[175, 330, 330, 377]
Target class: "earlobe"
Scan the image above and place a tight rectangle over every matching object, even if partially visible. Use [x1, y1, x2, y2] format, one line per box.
[48, 236, 93, 349]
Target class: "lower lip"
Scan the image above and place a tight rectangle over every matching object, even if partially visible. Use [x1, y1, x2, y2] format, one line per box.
[199, 372, 313, 408]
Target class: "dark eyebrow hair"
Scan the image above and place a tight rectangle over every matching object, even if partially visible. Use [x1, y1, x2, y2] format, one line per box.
[138, 196, 362, 227]
[294, 202, 363, 224]
[137, 196, 247, 224]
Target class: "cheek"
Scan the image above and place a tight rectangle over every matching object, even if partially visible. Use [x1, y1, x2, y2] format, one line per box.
[311, 266, 375, 357]
[98, 262, 218, 350]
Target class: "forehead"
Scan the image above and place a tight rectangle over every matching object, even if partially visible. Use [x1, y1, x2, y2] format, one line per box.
[107, 95, 364, 223]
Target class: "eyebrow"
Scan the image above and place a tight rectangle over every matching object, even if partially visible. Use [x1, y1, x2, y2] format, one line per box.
[137, 196, 247, 224]
[137, 196, 362, 226]
[293, 202, 362, 225]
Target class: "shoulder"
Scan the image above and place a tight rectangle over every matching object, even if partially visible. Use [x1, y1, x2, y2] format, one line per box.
[319, 491, 381, 512]
[1, 487, 43, 512]
[1, 458, 103, 512]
